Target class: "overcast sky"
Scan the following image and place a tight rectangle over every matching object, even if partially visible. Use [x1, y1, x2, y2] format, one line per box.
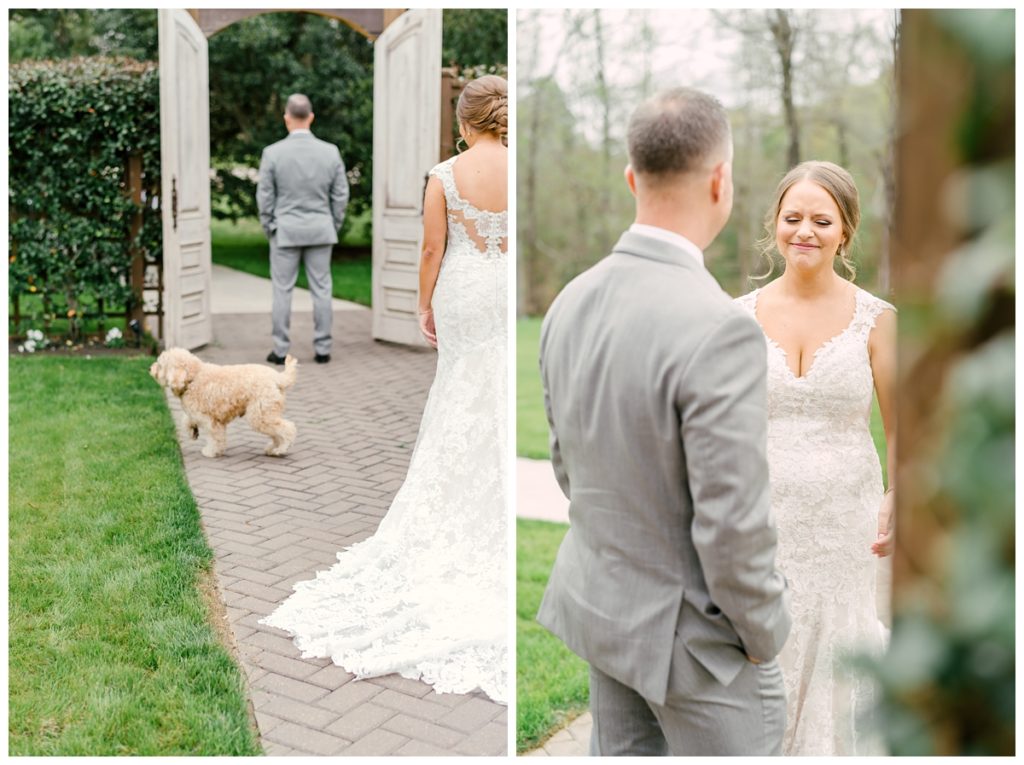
[519, 9, 896, 142]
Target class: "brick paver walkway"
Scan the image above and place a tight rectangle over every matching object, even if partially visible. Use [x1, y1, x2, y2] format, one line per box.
[165, 308, 507, 756]
[524, 712, 591, 756]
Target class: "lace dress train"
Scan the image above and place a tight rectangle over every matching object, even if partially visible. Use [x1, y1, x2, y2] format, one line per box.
[262, 155, 508, 703]
[736, 287, 894, 755]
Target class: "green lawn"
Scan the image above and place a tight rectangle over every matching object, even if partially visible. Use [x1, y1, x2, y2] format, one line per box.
[516, 519, 589, 753]
[517, 317, 548, 459]
[211, 215, 372, 307]
[517, 314, 889, 480]
[9, 356, 261, 755]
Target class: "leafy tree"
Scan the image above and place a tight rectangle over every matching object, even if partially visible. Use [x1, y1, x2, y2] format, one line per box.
[442, 9, 508, 68]
[9, 9, 157, 61]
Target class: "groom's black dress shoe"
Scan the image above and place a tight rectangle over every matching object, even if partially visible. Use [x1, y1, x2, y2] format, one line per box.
[314, 353, 331, 364]
[266, 351, 286, 365]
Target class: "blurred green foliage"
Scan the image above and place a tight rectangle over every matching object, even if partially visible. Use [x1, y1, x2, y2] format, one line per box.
[443, 9, 508, 68]
[8, 9, 158, 61]
[853, 9, 1014, 755]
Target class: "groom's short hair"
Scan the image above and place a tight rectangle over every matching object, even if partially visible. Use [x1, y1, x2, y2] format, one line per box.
[627, 88, 731, 181]
[285, 93, 313, 119]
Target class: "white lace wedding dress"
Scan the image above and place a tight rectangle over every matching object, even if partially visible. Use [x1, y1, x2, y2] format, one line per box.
[736, 286, 893, 755]
[262, 154, 508, 703]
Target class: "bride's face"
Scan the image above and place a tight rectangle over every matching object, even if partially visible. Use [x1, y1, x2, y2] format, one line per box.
[775, 179, 845, 272]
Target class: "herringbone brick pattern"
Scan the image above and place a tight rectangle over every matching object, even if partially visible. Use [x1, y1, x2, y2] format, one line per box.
[165, 310, 507, 756]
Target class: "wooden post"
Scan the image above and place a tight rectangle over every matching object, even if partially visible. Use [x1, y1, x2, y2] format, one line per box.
[382, 9, 405, 30]
[127, 152, 146, 330]
[440, 67, 465, 160]
[9, 217, 19, 333]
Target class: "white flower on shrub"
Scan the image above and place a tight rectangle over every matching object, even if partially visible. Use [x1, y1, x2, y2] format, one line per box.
[21, 329, 47, 352]
[104, 327, 125, 348]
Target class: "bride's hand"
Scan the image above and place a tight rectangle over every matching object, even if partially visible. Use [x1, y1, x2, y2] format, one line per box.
[871, 490, 895, 557]
[419, 308, 438, 348]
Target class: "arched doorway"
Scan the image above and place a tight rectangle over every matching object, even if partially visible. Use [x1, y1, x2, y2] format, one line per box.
[157, 8, 441, 350]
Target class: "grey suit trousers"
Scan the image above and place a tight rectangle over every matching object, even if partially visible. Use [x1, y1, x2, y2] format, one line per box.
[589, 657, 785, 756]
[269, 237, 333, 357]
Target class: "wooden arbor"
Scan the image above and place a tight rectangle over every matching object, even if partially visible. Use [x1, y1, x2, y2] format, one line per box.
[156, 8, 442, 350]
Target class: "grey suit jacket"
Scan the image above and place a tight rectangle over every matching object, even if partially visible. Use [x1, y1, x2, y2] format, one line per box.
[256, 132, 350, 248]
[536, 231, 790, 706]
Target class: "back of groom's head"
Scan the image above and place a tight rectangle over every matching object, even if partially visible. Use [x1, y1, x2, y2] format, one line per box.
[285, 93, 313, 120]
[627, 88, 731, 184]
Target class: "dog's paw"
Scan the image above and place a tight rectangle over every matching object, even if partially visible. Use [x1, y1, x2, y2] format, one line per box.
[265, 445, 290, 457]
[201, 446, 223, 458]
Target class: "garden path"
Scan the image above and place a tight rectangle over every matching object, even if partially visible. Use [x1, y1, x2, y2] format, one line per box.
[164, 282, 507, 756]
[524, 713, 590, 756]
[516, 457, 569, 523]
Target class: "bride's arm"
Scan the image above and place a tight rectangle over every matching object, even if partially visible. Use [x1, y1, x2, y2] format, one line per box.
[418, 176, 447, 346]
[869, 308, 898, 557]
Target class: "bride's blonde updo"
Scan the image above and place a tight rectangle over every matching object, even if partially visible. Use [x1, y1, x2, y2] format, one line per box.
[457, 74, 507, 144]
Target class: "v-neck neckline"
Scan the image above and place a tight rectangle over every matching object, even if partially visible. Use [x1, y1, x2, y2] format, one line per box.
[752, 287, 862, 381]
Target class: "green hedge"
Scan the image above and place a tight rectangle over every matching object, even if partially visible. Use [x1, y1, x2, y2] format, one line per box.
[9, 57, 161, 337]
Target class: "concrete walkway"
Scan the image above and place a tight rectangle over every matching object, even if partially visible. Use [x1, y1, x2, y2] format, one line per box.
[523, 713, 591, 757]
[165, 271, 506, 756]
[516, 457, 569, 524]
[209, 264, 364, 315]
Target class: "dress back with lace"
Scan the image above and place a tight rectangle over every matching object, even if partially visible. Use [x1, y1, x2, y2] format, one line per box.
[434, 154, 507, 260]
[735, 286, 893, 755]
[262, 154, 508, 703]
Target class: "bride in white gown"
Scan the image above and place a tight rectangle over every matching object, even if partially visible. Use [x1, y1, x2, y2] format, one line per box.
[735, 161, 896, 755]
[262, 75, 508, 704]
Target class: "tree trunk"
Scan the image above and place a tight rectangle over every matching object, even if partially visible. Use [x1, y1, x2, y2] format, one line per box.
[768, 10, 800, 168]
[592, 10, 614, 254]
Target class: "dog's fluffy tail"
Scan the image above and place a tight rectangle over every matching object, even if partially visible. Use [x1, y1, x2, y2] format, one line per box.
[278, 355, 298, 390]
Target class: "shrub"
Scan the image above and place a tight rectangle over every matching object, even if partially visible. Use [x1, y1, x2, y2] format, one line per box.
[9, 57, 161, 338]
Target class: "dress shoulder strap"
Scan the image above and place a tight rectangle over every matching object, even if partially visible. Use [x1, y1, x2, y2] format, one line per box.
[853, 288, 896, 336]
[733, 288, 760, 317]
[428, 155, 463, 212]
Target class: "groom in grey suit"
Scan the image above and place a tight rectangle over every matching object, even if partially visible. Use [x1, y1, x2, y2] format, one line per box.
[537, 88, 791, 755]
[257, 93, 349, 364]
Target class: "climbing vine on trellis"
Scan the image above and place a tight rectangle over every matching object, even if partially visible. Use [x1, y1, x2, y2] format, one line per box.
[9, 57, 161, 338]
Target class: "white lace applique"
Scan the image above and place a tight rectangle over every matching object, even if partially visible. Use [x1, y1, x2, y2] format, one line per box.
[735, 286, 895, 755]
[430, 155, 508, 260]
[262, 156, 508, 704]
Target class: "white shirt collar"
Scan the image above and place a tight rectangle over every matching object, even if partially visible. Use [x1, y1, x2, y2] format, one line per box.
[289, 128, 312, 135]
[629, 223, 704, 268]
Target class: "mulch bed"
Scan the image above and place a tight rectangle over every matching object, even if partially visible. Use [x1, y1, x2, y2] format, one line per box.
[9, 338, 156, 358]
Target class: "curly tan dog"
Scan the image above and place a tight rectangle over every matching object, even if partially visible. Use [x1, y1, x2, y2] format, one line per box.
[150, 348, 298, 458]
